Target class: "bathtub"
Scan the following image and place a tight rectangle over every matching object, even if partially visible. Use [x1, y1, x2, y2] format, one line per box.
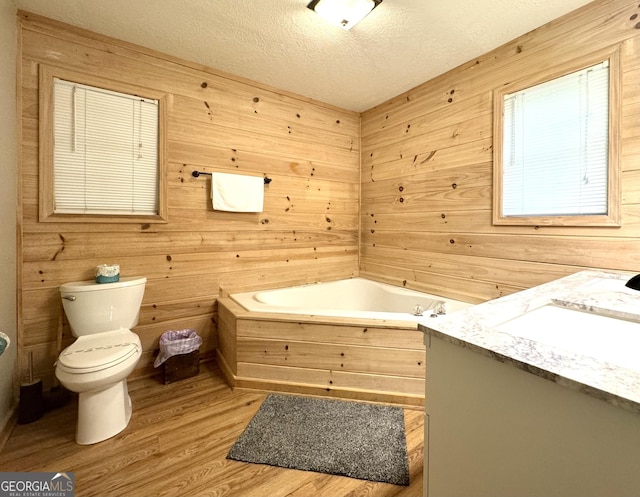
[217, 278, 473, 407]
[230, 277, 471, 323]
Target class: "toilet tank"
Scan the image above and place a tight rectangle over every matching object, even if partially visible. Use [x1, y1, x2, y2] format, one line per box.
[60, 277, 147, 337]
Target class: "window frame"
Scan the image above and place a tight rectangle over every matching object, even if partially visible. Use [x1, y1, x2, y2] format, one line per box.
[39, 65, 168, 223]
[492, 46, 621, 227]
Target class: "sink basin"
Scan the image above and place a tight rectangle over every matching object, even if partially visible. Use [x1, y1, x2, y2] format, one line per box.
[582, 278, 639, 294]
[495, 305, 640, 372]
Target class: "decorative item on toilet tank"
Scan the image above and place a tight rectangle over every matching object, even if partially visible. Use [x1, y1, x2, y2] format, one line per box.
[95, 264, 120, 283]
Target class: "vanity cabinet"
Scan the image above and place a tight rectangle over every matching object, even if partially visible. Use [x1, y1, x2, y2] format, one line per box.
[424, 333, 640, 497]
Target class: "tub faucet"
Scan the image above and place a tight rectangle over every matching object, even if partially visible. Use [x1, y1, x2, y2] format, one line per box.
[434, 302, 447, 315]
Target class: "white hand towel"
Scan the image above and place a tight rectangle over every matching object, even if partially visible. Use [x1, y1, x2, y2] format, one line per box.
[211, 172, 264, 212]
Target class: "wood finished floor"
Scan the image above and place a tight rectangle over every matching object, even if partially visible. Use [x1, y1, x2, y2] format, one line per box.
[0, 362, 424, 497]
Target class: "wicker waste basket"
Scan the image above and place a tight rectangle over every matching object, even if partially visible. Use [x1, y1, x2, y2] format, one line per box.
[154, 329, 202, 384]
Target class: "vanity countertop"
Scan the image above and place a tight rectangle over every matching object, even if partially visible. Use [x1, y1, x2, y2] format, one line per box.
[418, 270, 640, 415]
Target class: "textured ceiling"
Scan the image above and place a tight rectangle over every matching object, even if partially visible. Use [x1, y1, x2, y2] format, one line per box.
[14, 0, 595, 112]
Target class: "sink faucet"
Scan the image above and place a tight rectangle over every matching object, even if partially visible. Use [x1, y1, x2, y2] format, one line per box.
[625, 274, 640, 291]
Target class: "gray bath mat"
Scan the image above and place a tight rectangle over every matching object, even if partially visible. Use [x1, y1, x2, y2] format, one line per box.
[226, 394, 410, 486]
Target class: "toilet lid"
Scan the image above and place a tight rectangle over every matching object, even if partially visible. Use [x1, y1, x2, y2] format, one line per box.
[58, 329, 140, 373]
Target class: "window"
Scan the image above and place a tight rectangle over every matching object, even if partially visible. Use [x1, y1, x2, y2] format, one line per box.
[39, 66, 167, 222]
[493, 48, 621, 226]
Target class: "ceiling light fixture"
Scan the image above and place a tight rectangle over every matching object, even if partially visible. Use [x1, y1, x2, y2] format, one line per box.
[307, 0, 383, 30]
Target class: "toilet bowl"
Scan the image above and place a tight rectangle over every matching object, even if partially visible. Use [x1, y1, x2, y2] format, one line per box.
[55, 277, 146, 445]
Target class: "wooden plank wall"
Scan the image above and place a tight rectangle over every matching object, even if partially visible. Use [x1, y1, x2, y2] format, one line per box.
[17, 12, 360, 386]
[360, 0, 640, 304]
[17, 0, 640, 388]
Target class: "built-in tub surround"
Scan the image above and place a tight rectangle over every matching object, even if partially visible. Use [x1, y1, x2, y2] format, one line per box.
[419, 270, 640, 414]
[218, 278, 473, 406]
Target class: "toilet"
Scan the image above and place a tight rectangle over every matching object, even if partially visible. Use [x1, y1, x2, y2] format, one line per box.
[55, 276, 146, 445]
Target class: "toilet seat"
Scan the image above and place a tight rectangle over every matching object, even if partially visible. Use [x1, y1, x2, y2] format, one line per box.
[58, 329, 140, 374]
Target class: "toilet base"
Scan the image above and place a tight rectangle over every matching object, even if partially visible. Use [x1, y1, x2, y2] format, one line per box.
[76, 379, 132, 445]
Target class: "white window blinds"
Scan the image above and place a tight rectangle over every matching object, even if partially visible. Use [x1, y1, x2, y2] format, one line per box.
[53, 78, 159, 215]
[501, 61, 609, 217]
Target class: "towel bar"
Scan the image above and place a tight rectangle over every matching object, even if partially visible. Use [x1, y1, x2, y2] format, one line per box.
[192, 170, 272, 184]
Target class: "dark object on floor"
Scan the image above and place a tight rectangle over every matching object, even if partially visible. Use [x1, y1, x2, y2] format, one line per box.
[164, 350, 200, 384]
[18, 351, 44, 424]
[226, 393, 410, 486]
[18, 380, 44, 424]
